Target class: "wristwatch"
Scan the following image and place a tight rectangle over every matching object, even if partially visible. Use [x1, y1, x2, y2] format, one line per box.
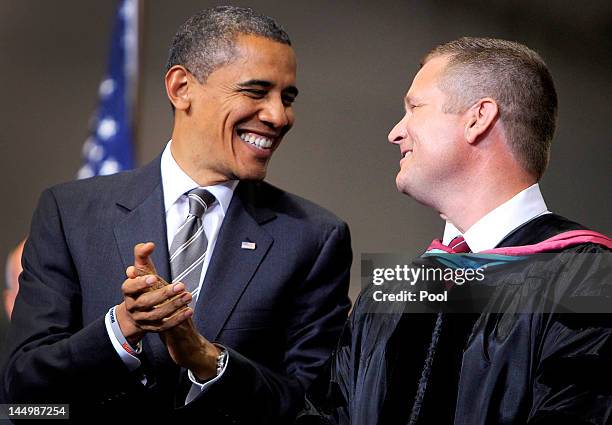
[216, 347, 228, 376]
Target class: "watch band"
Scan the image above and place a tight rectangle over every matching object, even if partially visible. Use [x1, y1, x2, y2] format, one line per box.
[216, 348, 228, 376]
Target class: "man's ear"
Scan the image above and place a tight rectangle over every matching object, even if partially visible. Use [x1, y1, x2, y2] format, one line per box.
[464, 98, 499, 144]
[165, 65, 193, 111]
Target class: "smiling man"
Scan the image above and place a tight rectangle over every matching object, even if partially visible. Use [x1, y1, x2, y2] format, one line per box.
[299, 38, 611, 425]
[166, 33, 299, 184]
[2, 7, 351, 423]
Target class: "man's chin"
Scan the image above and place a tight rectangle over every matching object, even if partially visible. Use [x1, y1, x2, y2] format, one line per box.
[396, 176, 426, 203]
[395, 175, 411, 195]
[234, 167, 268, 181]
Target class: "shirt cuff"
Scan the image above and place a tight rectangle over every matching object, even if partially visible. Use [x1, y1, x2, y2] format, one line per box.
[185, 345, 229, 404]
[104, 307, 142, 371]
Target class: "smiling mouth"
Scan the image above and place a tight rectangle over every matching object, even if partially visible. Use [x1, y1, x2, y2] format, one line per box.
[238, 131, 275, 149]
[401, 150, 413, 159]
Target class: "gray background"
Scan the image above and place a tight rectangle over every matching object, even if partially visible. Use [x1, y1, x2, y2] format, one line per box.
[1, 0, 610, 299]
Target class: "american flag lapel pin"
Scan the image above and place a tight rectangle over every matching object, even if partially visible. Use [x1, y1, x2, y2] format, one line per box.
[241, 241, 256, 250]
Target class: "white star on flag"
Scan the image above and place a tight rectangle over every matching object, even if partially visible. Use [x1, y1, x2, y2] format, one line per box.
[97, 117, 118, 140]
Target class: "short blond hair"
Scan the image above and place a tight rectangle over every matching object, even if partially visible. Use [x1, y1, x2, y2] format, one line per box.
[423, 37, 558, 180]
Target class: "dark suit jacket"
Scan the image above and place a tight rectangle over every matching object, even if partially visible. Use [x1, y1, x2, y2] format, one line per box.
[1, 156, 352, 423]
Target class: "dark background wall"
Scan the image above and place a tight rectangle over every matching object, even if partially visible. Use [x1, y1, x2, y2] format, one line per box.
[1, 0, 610, 298]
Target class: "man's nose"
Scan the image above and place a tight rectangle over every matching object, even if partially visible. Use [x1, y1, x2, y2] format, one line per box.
[388, 115, 408, 144]
[259, 96, 290, 129]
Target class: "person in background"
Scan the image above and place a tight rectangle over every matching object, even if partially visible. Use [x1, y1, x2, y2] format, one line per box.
[3, 240, 24, 320]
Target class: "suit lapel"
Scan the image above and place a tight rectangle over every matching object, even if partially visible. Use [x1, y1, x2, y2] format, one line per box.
[193, 181, 275, 341]
[112, 156, 172, 367]
[113, 158, 170, 282]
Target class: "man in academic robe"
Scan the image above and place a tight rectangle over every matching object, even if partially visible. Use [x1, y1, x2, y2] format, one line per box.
[298, 37, 611, 425]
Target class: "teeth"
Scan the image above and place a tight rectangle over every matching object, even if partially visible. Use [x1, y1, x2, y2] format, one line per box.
[239, 132, 273, 149]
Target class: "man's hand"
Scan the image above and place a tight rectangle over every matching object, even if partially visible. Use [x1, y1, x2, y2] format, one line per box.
[116, 242, 220, 380]
[162, 319, 221, 381]
[116, 242, 193, 346]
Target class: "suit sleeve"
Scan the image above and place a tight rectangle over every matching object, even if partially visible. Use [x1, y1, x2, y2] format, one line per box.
[1, 189, 143, 404]
[295, 317, 355, 425]
[186, 222, 352, 424]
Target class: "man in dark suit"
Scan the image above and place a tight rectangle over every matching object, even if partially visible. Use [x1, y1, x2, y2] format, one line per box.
[1, 6, 351, 423]
[299, 38, 611, 424]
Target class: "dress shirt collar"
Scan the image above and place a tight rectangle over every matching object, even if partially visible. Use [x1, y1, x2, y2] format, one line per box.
[442, 183, 550, 252]
[160, 140, 238, 214]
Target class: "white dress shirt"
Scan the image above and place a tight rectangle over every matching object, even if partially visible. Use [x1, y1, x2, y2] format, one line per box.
[442, 183, 551, 252]
[104, 140, 237, 396]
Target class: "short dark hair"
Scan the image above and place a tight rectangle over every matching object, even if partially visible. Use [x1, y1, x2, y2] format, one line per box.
[166, 5, 291, 83]
[423, 37, 558, 180]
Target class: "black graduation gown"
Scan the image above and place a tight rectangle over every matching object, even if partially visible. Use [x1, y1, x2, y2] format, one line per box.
[297, 214, 612, 425]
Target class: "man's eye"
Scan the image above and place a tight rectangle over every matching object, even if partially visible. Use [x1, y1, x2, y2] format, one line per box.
[282, 95, 296, 106]
[243, 89, 267, 97]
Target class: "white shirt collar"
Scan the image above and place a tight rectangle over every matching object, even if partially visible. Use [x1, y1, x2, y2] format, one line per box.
[442, 183, 550, 252]
[160, 140, 237, 214]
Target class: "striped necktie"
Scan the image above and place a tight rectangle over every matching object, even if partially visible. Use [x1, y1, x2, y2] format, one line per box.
[169, 187, 216, 304]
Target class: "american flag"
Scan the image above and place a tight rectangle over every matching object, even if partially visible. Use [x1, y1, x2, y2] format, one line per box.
[77, 0, 139, 179]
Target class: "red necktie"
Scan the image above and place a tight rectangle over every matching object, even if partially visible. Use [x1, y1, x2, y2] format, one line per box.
[448, 235, 471, 253]
[426, 235, 472, 253]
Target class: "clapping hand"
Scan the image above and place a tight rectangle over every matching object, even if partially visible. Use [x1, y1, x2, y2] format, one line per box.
[116, 242, 220, 380]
